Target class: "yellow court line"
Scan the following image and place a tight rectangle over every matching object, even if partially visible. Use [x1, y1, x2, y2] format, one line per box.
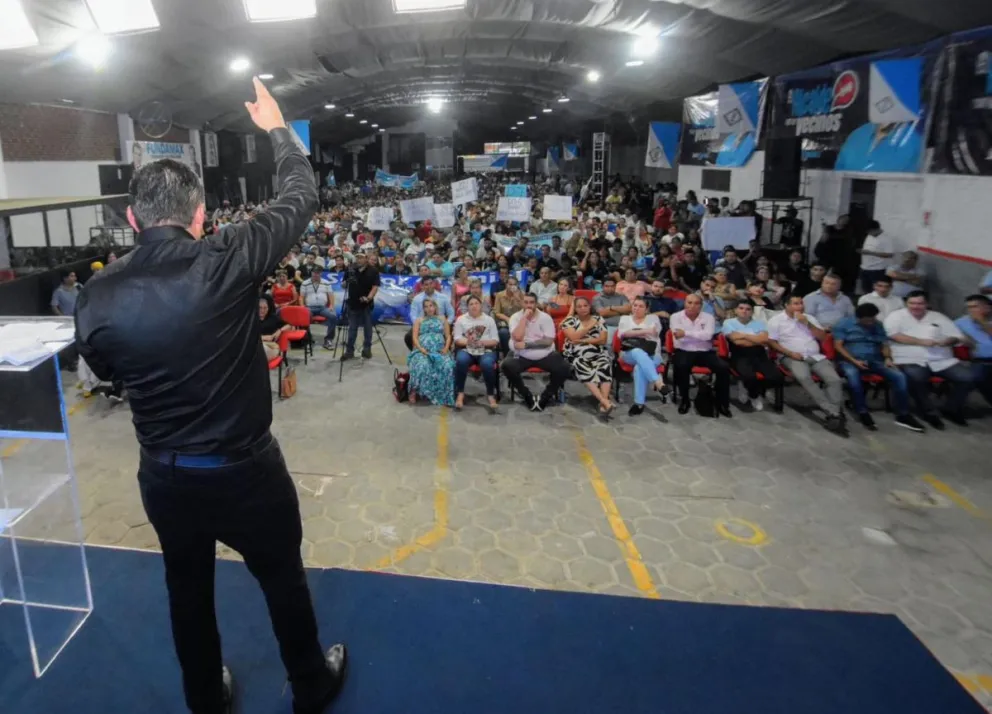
[372, 407, 451, 569]
[923, 474, 991, 521]
[1, 401, 86, 459]
[570, 428, 661, 599]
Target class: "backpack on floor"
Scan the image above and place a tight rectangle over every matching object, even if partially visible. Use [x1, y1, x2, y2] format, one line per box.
[693, 375, 717, 418]
[393, 369, 410, 402]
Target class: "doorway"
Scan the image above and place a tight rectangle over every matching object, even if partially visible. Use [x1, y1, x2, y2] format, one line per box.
[847, 178, 876, 246]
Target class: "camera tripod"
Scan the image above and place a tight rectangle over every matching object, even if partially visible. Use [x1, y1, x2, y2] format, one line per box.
[328, 303, 393, 382]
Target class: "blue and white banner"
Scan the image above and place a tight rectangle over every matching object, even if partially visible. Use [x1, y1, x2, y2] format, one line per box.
[679, 78, 768, 167]
[489, 154, 509, 170]
[375, 168, 419, 189]
[717, 82, 763, 135]
[563, 143, 579, 161]
[325, 172, 336, 187]
[494, 231, 573, 257]
[505, 184, 528, 197]
[644, 122, 681, 168]
[546, 146, 561, 171]
[288, 120, 311, 156]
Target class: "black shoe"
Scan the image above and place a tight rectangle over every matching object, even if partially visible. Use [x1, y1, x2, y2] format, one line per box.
[361, 348, 372, 359]
[717, 404, 733, 418]
[922, 413, 945, 431]
[858, 412, 877, 431]
[678, 399, 691, 415]
[823, 414, 845, 433]
[293, 644, 348, 714]
[942, 410, 968, 427]
[537, 392, 553, 411]
[341, 352, 354, 361]
[895, 414, 925, 433]
[222, 665, 234, 714]
[628, 404, 645, 417]
[522, 392, 537, 411]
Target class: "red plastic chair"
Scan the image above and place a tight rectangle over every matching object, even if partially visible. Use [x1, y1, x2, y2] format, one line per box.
[717, 334, 785, 412]
[664, 329, 717, 402]
[278, 306, 313, 363]
[575, 289, 599, 302]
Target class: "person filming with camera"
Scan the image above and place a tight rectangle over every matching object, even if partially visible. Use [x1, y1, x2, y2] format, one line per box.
[342, 251, 380, 360]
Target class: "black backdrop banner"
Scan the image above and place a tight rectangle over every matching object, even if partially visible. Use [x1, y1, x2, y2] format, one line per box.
[928, 27, 992, 175]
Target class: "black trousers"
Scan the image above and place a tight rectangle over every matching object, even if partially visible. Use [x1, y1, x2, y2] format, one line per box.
[138, 435, 331, 714]
[672, 349, 730, 405]
[502, 353, 570, 400]
[730, 346, 783, 399]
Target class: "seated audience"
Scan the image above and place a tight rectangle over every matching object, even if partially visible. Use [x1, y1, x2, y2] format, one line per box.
[712, 267, 739, 305]
[754, 265, 786, 307]
[561, 297, 615, 415]
[858, 275, 902, 320]
[458, 278, 492, 316]
[592, 278, 632, 340]
[794, 263, 827, 298]
[833, 304, 924, 432]
[617, 296, 669, 416]
[579, 251, 611, 288]
[768, 295, 845, 432]
[718, 248, 749, 289]
[271, 269, 298, 308]
[885, 291, 973, 428]
[406, 277, 455, 350]
[537, 244, 561, 273]
[451, 266, 472, 311]
[408, 298, 455, 407]
[258, 295, 291, 361]
[670, 294, 731, 416]
[697, 276, 728, 324]
[529, 267, 558, 306]
[453, 296, 500, 412]
[956, 294, 992, 407]
[780, 249, 808, 285]
[545, 278, 575, 322]
[299, 266, 338, 349]
[616, 267, 646, 301]
[887, 251, 925, 298]
[493, 276, 525, 354]
[743, 280, 778, 323]
[721, 300, 783, 411]
[803, 272, 854, 329]
[503, 293, 571, 411]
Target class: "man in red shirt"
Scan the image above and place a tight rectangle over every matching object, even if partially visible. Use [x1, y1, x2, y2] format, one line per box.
[653, 201, 672, 234]
[415, 219, 433, 242]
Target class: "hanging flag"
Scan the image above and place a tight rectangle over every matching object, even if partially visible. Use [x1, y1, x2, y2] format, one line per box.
[546, 146, 561, 170]
[563, 143, 579, 161]
[645, 122, 681, 168]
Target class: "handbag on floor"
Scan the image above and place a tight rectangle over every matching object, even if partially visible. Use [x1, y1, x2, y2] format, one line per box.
[393, 369, 410, 402]
[280, 366, 297, 399]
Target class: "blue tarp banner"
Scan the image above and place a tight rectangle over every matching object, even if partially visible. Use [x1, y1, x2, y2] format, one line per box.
[494, 231, 573, 257]
[505, 184, 528, 197]
[679, 79, 768, 167]
[374, 168, 419, 189]
[546, 146, 561, 170]
[563, 143, 579, 161]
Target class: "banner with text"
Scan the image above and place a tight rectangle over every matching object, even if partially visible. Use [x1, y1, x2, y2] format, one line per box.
[679, 79, 767, 167]
[203, 132, 219, 168]
[128, 141, 201, 177]
[399, 197, 434, 224]
[375, 168, 419, 189]
[451, 177, 478, 204]
[496, 196, 532, 223]
[433, 203, 456, 228]
[366, 207, 394, 231]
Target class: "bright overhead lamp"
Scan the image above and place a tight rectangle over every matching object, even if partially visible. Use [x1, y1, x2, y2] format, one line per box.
[557, 96, 570, 104]
[77, 34, 112, 68]
[379, 128, 385, 132]
[244, 0, 317, 22]
[324, 103, 336, 109]
[229, 56, 250, 72]
[631, 34, 659, 59]
[510, 127, 517, 131]
[587, 69, 601, 83]
[371, 123, 379, 128]
[344, 112, 355, 118]
[625, 59, 644, 67]
[84, 0, 159, 34]
[0, 0, 39, 50]
[528, 116, 537, 120]
[516, 121, 524, 125]
[258, 73, 274, 79]
[359, 119, 368, 124]
[542, 107, 553, 114]
[427, 97, 444, 114]
[393, 0, 466, 14]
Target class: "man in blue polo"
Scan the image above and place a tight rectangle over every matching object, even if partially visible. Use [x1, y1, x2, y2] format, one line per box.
[721, 299, 783, 411]
[803, 272, 854, 329]
[833, 303, 924, 433]
[955, 294, 992, 407]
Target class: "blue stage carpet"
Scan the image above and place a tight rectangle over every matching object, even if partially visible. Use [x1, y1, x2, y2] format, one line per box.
[0, 545, 982, 713]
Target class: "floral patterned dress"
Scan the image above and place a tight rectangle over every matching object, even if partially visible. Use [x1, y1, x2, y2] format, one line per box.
[407, 316, 455, 406]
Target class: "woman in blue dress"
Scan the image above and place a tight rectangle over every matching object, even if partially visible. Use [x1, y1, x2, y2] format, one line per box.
[408, 297, 455, 406]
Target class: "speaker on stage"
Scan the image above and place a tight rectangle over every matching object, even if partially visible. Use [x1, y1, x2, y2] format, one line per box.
[763, 137, 802, 199]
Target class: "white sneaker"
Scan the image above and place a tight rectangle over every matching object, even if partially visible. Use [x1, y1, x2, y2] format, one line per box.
[737, 384, 748, 403]
[753, 396, 764, 412]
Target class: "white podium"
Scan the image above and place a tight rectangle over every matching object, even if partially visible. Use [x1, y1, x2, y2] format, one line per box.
[0, 316, 93, 677]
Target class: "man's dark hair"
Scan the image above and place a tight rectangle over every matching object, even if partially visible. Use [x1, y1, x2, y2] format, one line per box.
[737, 299, 755, 309]
[873, 275, 893, 286]
[60, 270, 73, 282]
[867, 219, 881, 231]
[965, 294, 990, 306]
[905, 289, 928, 302]
[855, 303, 880, 319]
[602, 277, 617, 286]
[310, 266, 322, 276]
[128, 159, 204, 231]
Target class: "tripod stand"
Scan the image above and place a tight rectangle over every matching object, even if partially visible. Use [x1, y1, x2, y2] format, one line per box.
[330, 278, 393, 382]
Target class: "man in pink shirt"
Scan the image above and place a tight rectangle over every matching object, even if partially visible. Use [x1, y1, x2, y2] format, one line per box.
[503, 293, 571, 411]
[670, 294, 731, 416]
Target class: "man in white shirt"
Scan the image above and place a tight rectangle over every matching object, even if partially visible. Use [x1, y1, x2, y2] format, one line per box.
[669, 294, 731, 416]
[528, 267, 558, 306]
[858, 220, 894, 295]
[768, 295, 845, 432]
[884, 290, 974, 429]
[299, 267, 338, 348]
[857, 275, 903, 320]
[503, 293, 571, 411]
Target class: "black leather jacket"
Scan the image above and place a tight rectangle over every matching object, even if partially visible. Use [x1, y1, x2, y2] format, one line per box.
[75, 128, 317, 454]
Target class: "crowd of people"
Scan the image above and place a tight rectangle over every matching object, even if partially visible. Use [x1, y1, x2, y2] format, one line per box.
[102, 170, 992, 432]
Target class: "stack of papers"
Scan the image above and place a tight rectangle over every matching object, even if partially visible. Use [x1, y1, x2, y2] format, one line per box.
[0, 322, 74, 366]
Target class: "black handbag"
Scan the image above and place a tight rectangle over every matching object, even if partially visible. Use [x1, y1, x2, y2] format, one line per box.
[620, 337, 658, 354]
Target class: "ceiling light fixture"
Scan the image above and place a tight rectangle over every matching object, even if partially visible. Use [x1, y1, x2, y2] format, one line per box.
[324, 103, 336, 109]
[77, 34, 113, 68]
[0, 0, 39, 50]
[557, 96, 570, 103]
[258, 73, 274, 79]
[84, 0, 159, 34]
[528, 116, 537, 120]
[625, 59, 644, 67]
[371, 123, 379, 128]
[631, 34, 659, 59]
[427, 97, 444, 114]
[542, 107, 553, 114]
[345, 112, 355, 118]
[587, 69, 601, 83]
[243, 0, 317, 23]
[510, 127, 517, 131]
[379, 128, 385, 132]
[61, 98, 75, 104]
[517, 121, 524, 125]
[359, 119, 368, 124]
[229, 56, 251, 72]
[393, 0, 466, 14]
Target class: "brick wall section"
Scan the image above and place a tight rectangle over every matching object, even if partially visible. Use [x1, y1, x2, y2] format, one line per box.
[0, 103, 120, 161]
[134, 122, 190, 144]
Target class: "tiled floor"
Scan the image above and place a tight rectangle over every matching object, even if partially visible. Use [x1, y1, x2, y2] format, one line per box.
[5, 327, 992, 708]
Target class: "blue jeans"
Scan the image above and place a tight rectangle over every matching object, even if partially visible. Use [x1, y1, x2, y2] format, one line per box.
[306, 306, 337, 341]
[900, 362, 974, 415]
[455, 350, 498, 395]
[621, 349, 662, 405]
[839, 359, 909, 415]
[973, 362, 992, 406]
[345, 306, 373, 353]
[498, 327, 511, 356]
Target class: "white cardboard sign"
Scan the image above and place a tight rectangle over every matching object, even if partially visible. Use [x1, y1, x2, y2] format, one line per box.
[451, 177, 478, 205]
[399, 197, 435, 224]
[366, 207, 394, 231]
[496, 196, 532, 223]
[542, 194, 573, 222]
[433, 203, 456, 228]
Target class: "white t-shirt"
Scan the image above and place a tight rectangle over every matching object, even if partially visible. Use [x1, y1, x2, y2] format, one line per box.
[454, 314, 498, 356]
[861, 234, 893, 271]
[617, 314, 663, 357]
[858, 292, 904, 320]
[883, 308, 963, 371]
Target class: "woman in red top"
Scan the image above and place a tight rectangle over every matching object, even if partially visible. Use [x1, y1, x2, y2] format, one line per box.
[271, 269, 298, 309]
[653, 202, 672, 233]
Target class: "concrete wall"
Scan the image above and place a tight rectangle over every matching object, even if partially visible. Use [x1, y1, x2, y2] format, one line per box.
[678, 151, 766, 206]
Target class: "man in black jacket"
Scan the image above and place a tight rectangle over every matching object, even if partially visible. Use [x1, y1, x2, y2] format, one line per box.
[74, 78, 346, 714]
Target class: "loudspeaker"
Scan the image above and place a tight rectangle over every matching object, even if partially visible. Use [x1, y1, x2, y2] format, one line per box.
[763, 137, 802, 199]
